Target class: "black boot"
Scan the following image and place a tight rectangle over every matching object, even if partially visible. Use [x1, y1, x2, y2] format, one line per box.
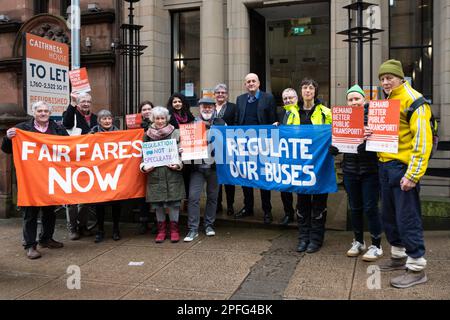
[280, 214, 294, 226]
[263, 212, 273, 225]
[138, 222, 148, 235]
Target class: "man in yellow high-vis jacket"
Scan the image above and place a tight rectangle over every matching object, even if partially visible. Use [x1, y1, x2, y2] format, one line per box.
[373, 59, 432, 289]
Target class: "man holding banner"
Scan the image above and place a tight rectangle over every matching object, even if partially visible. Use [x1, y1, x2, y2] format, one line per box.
[183, 98, 226, 242]
[234, 73, 278, 224]
[63, 91, 98, 240]
[1, 101, 67, 259]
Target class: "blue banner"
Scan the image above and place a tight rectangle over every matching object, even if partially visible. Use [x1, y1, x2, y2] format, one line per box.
[210, 125, 337, 194]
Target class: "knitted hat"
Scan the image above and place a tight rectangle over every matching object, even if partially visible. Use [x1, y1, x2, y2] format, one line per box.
[346, 84, 365, 98]
[378, 59, 405, 79]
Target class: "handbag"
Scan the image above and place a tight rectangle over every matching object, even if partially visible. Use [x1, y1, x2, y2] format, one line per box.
[66, 113, 82, 136]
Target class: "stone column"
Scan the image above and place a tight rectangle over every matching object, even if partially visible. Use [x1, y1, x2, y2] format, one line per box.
[200, 0, 225, 91]
[438, 0, 450, 140]
[226, 0, 251, 102]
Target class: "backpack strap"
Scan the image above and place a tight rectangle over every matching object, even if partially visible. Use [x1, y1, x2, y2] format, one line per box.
[406, 96, 428, 122]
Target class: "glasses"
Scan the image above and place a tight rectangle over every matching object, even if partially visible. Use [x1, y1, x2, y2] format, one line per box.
[215, 91, 227, 95]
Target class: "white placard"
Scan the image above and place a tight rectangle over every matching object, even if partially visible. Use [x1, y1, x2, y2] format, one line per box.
[142, 139, 179, 168]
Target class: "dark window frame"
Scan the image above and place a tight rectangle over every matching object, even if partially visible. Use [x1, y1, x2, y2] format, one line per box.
[60, 0, 71, 18]
[389, 0, 433, 101]
[170, 9, 201, 98]
[34, 0, 49, 14]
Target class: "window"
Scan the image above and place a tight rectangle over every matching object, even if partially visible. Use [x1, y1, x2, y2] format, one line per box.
[34, 0, 49, 14]
[60, 0, 71, 18]
[171, 10, 200, 107]
[389, 0, 433, 101]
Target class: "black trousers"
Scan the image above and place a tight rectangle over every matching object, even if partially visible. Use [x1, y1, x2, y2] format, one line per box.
[96, 201, 121, 232]
[280, 192, 295, 216]
[217, 184, 235, 208]
[297, 194, 328, 245]
[138, 198, 155, 223]
[242, 187, 271, 214]
[22, 206, 56, 249]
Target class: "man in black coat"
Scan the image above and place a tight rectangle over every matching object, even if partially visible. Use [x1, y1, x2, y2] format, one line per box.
[234, 73, 278, 224]
[62, 92, 98, 240]
[1, 101, 67, 259]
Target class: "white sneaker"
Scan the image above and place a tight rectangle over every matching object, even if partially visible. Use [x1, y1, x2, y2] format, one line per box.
[205, 226, 215, 237]
[346, 240, 366, 257]
[183, 230, 198, 242]
[362, 245, 383, 262]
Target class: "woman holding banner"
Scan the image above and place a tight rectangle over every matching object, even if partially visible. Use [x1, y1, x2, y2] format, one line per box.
[1, 101, 67, 259]
[329, 85, 383, 261]
[140, 106, 185, 243]
[295, 79, 332, 254]
[90, 110, 122, 242]
[166, 93, 195, 211]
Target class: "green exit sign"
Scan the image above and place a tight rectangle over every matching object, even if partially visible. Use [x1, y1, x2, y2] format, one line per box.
[290, 25, 312, 36]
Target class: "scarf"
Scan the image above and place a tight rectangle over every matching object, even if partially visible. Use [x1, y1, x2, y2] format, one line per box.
[146, 124, 175, 141]
[34, 120, 49, 133]
[173, 111, 188, 124]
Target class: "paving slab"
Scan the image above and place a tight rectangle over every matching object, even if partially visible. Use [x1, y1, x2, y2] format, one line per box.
[0, 271, 56, 299]
[283, 255, 355, 300]
[144, 250, 262, 294]
[189, 227, 281, 253]
[80, 245, 184, 285]
[122, 285, 229, 300]
[18, 277, 135, 300]
[124, 231, 205, 249]
[0, 238, 117, 277]
[350, 258, 450, 300]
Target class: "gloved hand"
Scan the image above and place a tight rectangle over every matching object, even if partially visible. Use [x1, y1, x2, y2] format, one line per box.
[328, 145, 340, 156]
[357, 141, 367, 154]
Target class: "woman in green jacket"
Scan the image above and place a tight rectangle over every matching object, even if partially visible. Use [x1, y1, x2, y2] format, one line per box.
[140, 106, 185, 243]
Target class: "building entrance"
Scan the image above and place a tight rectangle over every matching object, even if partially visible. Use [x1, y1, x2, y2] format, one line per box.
[250, 1, 330, 106]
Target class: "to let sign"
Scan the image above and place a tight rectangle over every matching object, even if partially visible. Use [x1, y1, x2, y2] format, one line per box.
[24, 33, 69, 117]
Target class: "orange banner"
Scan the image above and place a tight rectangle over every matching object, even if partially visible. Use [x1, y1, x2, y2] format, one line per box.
[12, 129, 146, 206]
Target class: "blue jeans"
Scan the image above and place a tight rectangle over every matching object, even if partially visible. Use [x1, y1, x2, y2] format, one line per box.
[343, 173, 382, 243]
[378, 161, 425, 258]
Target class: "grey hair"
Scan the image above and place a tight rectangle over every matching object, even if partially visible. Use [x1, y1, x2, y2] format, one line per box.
[31, 101, 52, 113]
[214, 83, 228, 93]
[282, 88, 298, 98]
[149, 106, 170, 123]
[97, 109, 113, 120]
[77, 92, 92, 103]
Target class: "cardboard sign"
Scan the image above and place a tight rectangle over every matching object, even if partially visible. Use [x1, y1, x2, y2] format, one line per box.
[201, 89, 215, 99]
[363, 86, 379, 101]
[142, 139, 179, 167]
[179, 122, 208, 161]
[68, 67, 91, 93]
[366, 100, 400, 153]
[126, 113, 143, 129]
[24, 33, 70, 117]
[12, 129, 146, 206]
[332, 106, 364, 154]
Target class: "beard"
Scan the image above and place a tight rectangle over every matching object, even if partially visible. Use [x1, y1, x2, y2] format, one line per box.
[201, 112, 213, 121]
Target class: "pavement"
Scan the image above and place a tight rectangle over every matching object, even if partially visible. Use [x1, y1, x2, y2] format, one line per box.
[0, 216, 449, 300]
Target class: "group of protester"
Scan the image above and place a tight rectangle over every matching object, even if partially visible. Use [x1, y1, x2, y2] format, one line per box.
[1, 59, 433, 289]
